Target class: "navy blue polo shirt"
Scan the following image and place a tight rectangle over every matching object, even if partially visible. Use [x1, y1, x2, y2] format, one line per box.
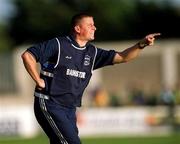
[27, 35, 116, 107]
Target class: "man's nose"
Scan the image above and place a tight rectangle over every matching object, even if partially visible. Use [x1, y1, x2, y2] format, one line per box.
[93, 25, 96, 31]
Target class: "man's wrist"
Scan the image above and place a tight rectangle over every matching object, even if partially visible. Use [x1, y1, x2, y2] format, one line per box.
[137, 41, 148, 49]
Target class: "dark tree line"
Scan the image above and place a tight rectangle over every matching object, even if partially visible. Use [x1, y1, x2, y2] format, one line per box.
[4, 0, 180, 47]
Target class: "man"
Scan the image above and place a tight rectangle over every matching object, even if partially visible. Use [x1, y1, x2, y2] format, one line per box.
[21, 13, 160, 144]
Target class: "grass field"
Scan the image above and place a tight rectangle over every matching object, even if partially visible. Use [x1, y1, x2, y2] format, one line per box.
[1, 133, 180, 144]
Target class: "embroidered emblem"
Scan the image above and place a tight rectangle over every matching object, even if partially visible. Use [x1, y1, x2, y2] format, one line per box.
[84, 55, 91, 66]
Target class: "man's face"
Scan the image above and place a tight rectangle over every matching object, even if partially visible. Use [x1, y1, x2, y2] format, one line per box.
[75, 17, 96, 41]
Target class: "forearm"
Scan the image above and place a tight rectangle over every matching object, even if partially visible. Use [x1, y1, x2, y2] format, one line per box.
[113, 43, 142, 64]
[21, 51, 41, 84]
[119, 43, 142, 63]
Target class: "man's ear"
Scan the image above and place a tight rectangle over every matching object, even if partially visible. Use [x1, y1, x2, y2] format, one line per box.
[74, 25, 80, 33]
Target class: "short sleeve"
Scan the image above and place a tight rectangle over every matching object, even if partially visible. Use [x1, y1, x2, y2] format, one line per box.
[93, 48, 116, 70]
[26, 38, 58, 64]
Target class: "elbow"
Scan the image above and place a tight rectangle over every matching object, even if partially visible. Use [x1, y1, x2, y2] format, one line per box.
[122, 59, 128, 63]
[113, 52, 129, 64]
[21, 51, 32, 62]
[113, 58, 128, 64]
[21, 51, 37, 63]
[21, 51, 27, 61]
[21, 52, 25, 59]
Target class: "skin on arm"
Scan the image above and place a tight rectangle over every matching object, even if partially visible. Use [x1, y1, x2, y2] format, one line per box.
[21, 51, 45, 90]
[113, 33, 161, 64]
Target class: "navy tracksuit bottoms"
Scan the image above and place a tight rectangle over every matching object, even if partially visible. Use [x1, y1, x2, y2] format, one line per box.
[34, 97, 81, 144]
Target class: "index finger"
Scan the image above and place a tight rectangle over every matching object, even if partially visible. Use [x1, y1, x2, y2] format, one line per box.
[151, 33, 161, 37]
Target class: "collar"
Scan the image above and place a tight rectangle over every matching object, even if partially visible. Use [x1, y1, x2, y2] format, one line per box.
[66, 35, 87, 50]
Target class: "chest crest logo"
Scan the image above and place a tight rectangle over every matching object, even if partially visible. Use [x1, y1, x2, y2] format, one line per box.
[84, 55, 91, 66]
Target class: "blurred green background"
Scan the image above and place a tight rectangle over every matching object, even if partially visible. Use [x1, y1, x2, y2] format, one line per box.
[0, 0, 180, 52]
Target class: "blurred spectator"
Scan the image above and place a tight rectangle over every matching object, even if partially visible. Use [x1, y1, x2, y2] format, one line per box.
[173, 82, 180, 105]
[145, 93, 158, 106]
[159, 85, 176, 131]
[109, 92, 121, 107]
[128, 85, 146, 105]
[92, 87, 110, 107]
[159, 86, 175, 106]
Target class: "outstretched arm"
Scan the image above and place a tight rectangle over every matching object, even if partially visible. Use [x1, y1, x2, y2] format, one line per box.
[113, 33, 161, 64]
[21, 51, 45, 90]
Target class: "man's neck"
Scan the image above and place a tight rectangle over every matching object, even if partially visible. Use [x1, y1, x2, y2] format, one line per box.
[75, 38, 88, 47]
[71, 33, 88, 47]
